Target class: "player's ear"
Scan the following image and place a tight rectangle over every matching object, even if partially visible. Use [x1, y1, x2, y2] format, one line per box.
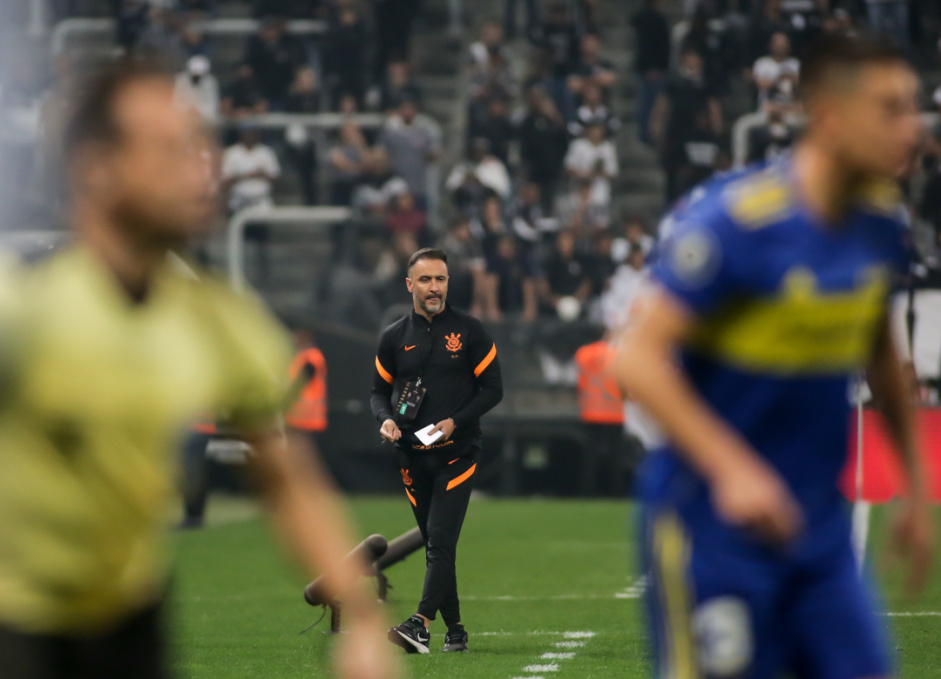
[71, 143, 116, 198]
[405, 277, 414, 293]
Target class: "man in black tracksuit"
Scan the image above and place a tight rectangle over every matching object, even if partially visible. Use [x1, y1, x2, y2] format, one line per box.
[371, 248, 503, 655]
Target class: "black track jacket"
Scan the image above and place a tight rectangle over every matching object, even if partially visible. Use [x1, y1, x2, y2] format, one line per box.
[370, 304, 503, 451]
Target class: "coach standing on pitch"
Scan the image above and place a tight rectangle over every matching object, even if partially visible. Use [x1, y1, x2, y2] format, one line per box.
[371, 248, 503, 655]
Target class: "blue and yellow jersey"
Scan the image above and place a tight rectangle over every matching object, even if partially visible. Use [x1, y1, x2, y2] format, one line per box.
[644, 158, 909, 557]
[0, 248, 293, 634]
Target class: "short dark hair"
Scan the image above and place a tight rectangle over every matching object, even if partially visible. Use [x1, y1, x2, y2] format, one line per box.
[63, 59, 173, 163]
[407, 248, 448, 273]
[799, 33, 907, 103]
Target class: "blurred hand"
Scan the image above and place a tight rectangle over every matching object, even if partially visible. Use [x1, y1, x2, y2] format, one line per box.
[429, 418, 455, 442]
[334, 612, 401, 679]
[711, 454, 803, 546]
[890, 497, 935, 597]
[380, 419, 401, 443]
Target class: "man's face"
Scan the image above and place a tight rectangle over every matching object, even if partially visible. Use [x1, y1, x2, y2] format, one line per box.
[820, 62, 922, 178]
[407, 258, 449, 316]
[770, 33, 790, 59]
[400, 101, 417, 123]
[582, 35, 600, 60]
[89, 78, 217, 247]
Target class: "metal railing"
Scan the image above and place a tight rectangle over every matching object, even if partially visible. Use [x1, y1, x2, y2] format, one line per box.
[226, 205, 350, 291]
[51, 17, 327, 56]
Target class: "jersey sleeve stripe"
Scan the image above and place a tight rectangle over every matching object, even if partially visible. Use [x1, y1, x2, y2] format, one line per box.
[446, 463, 477, 491]
[473, 344, 497, 377]
[375, 356, 394, 384]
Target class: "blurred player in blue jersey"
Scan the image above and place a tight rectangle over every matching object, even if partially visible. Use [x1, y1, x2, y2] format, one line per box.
[617, 35, 933, 679]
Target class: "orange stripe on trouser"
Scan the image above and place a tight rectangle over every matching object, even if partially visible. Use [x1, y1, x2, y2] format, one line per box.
[446, 463, 477, 491]
[405, 487, 417, 506]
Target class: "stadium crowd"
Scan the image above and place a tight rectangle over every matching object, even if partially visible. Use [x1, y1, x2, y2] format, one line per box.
[2, 0, 941, 336]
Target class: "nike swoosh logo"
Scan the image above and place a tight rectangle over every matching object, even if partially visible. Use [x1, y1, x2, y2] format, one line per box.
[405, 345, 417, 351]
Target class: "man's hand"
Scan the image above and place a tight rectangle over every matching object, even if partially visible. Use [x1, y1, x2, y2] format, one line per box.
[890, 497, 935, 597]
[429, 418, 456, 441]
[380, 419, 401, 443]
[711, 454, 803, 546]
[334, 611, 402, 679]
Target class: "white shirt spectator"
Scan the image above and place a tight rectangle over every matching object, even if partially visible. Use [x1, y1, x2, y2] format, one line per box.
[445, 156, 511, 200]
[221, 141, 280, 211]
[601, 263, 647, 331]
[174, 57, 219, 123]
[752, 55, 800, 106]
[564, 138, 618, 207]
[354, 176, 409, 214]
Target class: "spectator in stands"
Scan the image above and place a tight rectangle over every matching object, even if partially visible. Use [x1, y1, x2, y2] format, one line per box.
[919, 87, 941, 234]
[446, 138, 512, 216]
[468, 96, 515, 166]
[539, 229, 591, 317]
[470, 194, 510, 257]
[509, 182, 554, 243]
[373, 0, 421, 83]
[682, 3, 734, 96]
[380, 61, 423, 112]
[747, 107, 796, 164]
[244, 17, 304, 111]
[748, 0, 792, 64]
[752, 32, 800, 111]
[778, 0, 826, 54]
[568, 82, 620, 138]
[558, 178, 609, 233]
[220, 63, 268, 119]
[174, 55, 219, 123]
[822, 8, 857, 37]
[482, 234, 539, 321]
[286, 66, 322, 112]
[114, 0, 151, 54]
[865, 0, 910, 49]
[650, 43, 722, 203]
[437, 219, 487, 313]
[612, 214, 654, 262]
[600, 244, 647, 331]
[631, 0, 671, 146]
[374, 231, 420, 306]
[385, 190, 428, 241]
[324, 4, 368, 108]
[568, 33, 616, 103]
[178, 0, 214, 18]
[468, 20, 511, 78]
[588, 230, 618, 296]
[518, 86, 570, 212]
[467, 49, 518, 128]
[329, 120, 369, 205]
[564, 121, 618, 210]
[252, 0, 325, 19]
[676, 108, 724, 197]
[529, 1, 582, 120]
[137, 6, 188, 68]
[503, 0, 539, 40]
[353, 147, 408, 218]
[380, 97, 440, 208]
[221, 125, 280, 212]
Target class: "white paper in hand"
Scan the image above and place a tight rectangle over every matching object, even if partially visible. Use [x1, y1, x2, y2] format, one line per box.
[415, 424, 444, 446]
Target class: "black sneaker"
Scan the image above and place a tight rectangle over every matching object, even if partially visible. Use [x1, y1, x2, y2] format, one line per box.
[387, 615, 430, 654]
[442, 625, 468, 652]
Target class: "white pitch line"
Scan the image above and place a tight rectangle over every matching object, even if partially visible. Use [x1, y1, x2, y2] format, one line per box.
[522, 664, 559, 673]
[887, 612, 941, 617]
[540, 652, 576, 660]
[554, 641, 585, 649]
[563, 631, 596, 639]
[478, 630, 595, 637]
[462, 593, 625, 601]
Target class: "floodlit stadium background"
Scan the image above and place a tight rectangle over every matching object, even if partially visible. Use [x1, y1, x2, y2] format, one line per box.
[4, 1, 941, 677]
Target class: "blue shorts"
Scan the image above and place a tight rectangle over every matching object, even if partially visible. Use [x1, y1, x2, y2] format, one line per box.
[641, 506, 893, 679]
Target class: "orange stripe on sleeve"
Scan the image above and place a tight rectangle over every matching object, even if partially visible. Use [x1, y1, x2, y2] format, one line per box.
[446, 463, 477, 491]
[473, 344, 497, 377]
[375, 356, 393, 384]
[405, 488, 417, 506]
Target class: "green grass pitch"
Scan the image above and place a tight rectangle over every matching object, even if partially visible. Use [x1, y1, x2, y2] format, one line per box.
[170, 496, 941, 678]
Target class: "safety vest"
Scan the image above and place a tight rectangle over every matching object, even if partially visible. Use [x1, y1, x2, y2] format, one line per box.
[286, 347, 328, 432]
[574, 341, 624, 425]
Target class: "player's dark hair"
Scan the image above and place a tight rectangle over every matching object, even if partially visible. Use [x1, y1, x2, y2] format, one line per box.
[63, 59, 174, 162]
[408, 248, 448, 273]
[799, 33, 907, 102]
